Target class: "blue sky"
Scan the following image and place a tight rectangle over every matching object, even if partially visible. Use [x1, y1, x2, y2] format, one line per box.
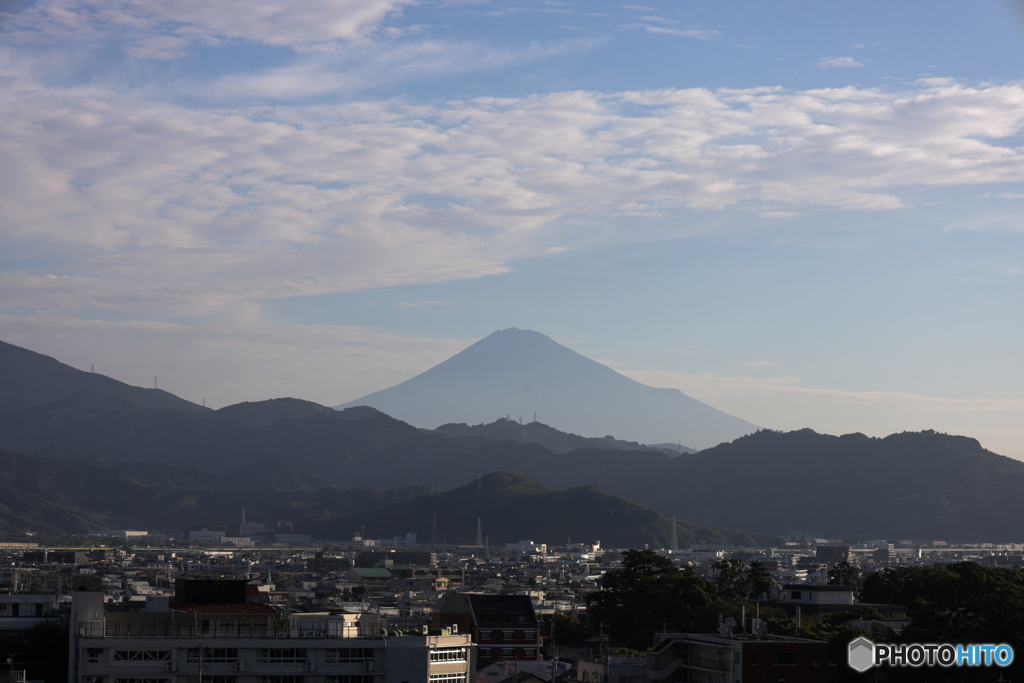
[1, 0, 1023, 455]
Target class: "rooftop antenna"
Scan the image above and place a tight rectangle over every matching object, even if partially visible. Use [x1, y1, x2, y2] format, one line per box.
[533, 411, 537, 423]
[91, 364, 94, 373]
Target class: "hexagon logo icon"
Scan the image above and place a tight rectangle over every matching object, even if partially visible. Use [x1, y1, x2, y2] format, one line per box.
[848, 637, 875, 672]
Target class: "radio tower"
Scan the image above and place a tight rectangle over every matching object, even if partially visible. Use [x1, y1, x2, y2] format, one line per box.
[431, 514, 438, 546]
[475, 517, 483, 547]
[670, 517, 679, 551]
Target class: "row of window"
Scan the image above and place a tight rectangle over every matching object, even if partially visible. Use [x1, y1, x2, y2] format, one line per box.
[113, 651, 173, 662]
[477, 631, 536, 642]
[0, 603, 46, 617]
[428, 674, 466, 683]
[429, 648, 467, 663]
[481, 648, 535, 659]
[187, 649, 240, 664]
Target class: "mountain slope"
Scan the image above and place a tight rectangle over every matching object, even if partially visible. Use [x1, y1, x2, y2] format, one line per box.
[336, 328, 756, 450]
[433, 417, 690, 455]
[305, 471, 782, 548]
[209, 398, 337, 427]
[0, 339, 207, 412]
[610, 428, 1024, 541]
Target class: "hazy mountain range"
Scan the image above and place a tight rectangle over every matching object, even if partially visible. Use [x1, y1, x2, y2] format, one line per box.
[0, 448, 779, 548]
[3, 335, 1024, 542]
[336, 327, 757, 450]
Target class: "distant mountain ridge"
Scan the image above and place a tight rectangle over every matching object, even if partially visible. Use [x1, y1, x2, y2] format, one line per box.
[0, 338, 207, 412]
[433, 417, 692, 455]
[5, 336, 1024, 541]
[306, 471, 781, 549]
[336, 328, 757, 450]
[0, 449, 780, 548]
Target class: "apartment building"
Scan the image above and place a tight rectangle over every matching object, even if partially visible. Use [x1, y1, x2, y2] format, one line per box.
[69, 578, 475, 683]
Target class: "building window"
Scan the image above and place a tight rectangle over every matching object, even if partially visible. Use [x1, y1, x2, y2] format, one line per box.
[261, 677, 305, 683]
[790, 591, 801, 600]
[751, 653, 758, 665]
[502, 649, 513, 659]
[113, 679, 171, 683]
[479, 630, 491, 641]
[430, 648, 467, 663]
[187, 649, 238, 664]
[258, 649, 308, 664]
[86, 649, 105, 664]
[205, 677, 237, 683]
[428, 674, 466, 683]
[324, 678, 374, 683]
[113, 651, 172, 662]
[524, 649, 535, 659]
[502, 631, 513, 640]
[324, 649, 375, 664]
[772, 653, 798, 666]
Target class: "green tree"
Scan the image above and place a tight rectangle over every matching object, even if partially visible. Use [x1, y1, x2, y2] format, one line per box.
[588, 549, 713, 648]
[827, 561, 854, 586]
[741, 560, 775, 599]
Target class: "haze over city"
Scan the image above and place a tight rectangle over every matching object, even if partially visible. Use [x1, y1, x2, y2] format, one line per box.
[2, 0, 1023, 457]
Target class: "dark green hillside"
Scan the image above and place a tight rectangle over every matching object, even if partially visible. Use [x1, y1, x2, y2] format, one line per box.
[0, 338, 207, 412]
[208, 398, 337, 427]
[434, 417, 689, 455]
[611, 428, 1024, 541]
[306, 471, 782, 549]
[0, 448, 419, 536]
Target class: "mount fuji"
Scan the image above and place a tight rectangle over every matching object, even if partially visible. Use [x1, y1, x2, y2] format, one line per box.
[336, 328, 757, 450]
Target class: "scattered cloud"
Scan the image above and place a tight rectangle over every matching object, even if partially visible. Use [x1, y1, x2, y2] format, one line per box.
[3, 0, 417, 53]
[544, 246, 569, 254]
[758, 211, 799, 219]
[623, 23, 718, 40]
[4, 81, 1024, 313]
[818, 56, 866, 68]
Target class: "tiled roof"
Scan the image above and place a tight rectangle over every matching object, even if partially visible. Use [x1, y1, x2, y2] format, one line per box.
[169, 604, 276, 614]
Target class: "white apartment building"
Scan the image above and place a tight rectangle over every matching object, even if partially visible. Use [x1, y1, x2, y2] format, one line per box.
[69, 582, 475, 683]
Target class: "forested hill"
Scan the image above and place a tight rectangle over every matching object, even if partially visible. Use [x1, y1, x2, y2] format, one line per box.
[610, 428, 1024, 542]
[433, 417, 691, 455]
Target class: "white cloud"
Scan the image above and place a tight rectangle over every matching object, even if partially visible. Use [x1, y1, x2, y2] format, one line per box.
[818, 56, 866, 68]
[623, 23, 718, 40]
[3, 0, 415, 53]
[621, 369, 1024, 460]
[3, 80, 1024, 314]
